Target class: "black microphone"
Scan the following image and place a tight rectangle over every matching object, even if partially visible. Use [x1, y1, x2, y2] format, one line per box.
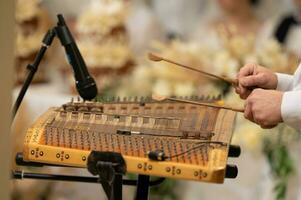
[55, 14, 97, 100]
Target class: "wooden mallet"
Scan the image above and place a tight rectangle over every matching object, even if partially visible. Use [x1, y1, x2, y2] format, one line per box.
[152, 94, 244, 113]
[148, 53, 238, 86]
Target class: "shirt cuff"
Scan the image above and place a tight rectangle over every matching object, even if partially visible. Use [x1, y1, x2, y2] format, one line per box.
[281, 91, 301, 130]
[276, 73, 294, 91]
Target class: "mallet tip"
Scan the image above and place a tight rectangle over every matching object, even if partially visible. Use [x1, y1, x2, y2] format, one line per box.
[148, 53, 163, 62]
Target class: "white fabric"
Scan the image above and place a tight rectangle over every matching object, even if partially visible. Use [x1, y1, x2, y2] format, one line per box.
[276, 73, 294, 91]
[277, 64, 301, 130]
[259, 15, 301, 57]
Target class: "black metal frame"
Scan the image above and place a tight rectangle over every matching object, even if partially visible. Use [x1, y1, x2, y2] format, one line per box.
[13, 169, 165, 187]
[13, 171, 164, 200]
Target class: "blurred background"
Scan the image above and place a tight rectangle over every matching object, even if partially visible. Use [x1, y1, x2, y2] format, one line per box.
[10, 0, 301, 199]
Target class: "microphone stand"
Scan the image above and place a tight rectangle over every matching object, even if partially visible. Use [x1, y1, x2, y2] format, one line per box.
[12, 29, 55, 120]
[12, 13, 97, 120]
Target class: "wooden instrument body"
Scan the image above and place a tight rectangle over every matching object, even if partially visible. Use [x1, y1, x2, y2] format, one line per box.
[23, 99, 236, 183]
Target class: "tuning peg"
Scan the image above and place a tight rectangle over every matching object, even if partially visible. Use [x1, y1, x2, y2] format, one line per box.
[62, 104, 67, 111]
[228, 145, 241, 158]
[225, 165, 238, 179]
[144, 96, 151, 102]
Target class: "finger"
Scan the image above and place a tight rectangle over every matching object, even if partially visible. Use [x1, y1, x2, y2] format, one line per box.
[238, 63, 257, 79]
[260, 124, 277, 129]
[235, 86, 240, 94]
[240, 74, 266, 87]
[239, 86, 252, 99]
[235, 82, 244, 95]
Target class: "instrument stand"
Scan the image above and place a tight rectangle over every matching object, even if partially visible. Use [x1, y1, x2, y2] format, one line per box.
[14, 152, 164, 200]
[135, 175, 150, 200]
[87, 151, 126, 200]
[87, 151, 158, 200]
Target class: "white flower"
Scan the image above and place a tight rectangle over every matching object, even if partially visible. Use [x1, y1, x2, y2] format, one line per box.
[78, 41, 132, 68]
[174, 82, 195, 96]
[116, 65, 153, 96]
[256, 39, 290, 71]
[152, 79, 172, 96]
[243, 54, 258, 64]
[212, 50, 239, 78]
[224, 88, 244, 107]
[76, 0, 128, 36]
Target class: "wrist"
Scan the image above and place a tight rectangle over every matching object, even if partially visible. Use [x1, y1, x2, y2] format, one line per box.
[278, 91, 284, 122]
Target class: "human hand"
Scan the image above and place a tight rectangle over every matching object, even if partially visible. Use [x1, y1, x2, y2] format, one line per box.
[244, 89, 283, 129]
[235, 63, 278, 99]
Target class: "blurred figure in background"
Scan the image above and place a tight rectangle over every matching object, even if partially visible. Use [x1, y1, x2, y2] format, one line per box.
[193, 0, 263, 49]
[189, 0, 266, 81]
[127, 0, 164, 56]
[152, 0, 206, 40]
[192, 0, 299, 78]
[261, 0, 301, 57]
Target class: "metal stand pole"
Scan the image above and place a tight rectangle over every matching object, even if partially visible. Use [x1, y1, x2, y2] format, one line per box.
[135, 175, 150, 200]
[12, 29, 55, 120]
[112, 174, 123, 200]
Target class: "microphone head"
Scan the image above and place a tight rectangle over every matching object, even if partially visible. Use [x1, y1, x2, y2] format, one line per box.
[76, 77, 98, 100]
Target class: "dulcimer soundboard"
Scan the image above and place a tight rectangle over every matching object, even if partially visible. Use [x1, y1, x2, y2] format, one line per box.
[22, 96, 238, 183]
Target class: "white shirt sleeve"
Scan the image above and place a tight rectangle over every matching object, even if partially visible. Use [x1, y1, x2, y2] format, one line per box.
[276, 73, 294, 91]
[281, 91, 301, 130]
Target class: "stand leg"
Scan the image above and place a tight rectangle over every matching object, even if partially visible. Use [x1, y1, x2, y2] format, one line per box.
[113, 175, 122, 200]
[135, 175, 150, 200]
[101, 174, 122, 200]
